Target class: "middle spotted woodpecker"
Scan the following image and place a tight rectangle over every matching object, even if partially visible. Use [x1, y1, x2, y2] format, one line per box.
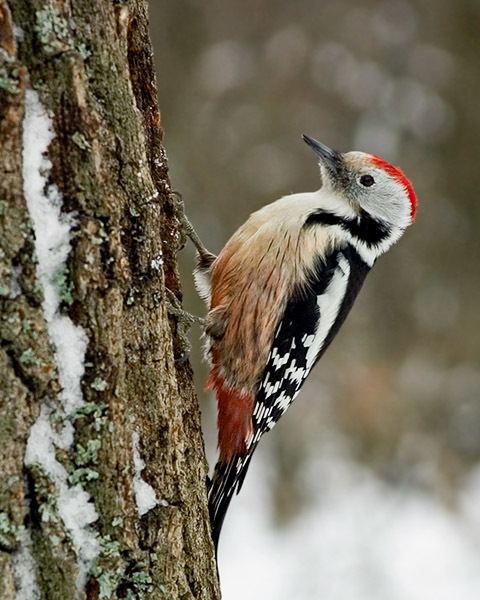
[193, 135, 417, 552]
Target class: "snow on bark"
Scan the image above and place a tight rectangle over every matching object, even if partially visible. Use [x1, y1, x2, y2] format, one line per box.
[132, 431, 159, 516]
[13, 529, 40, 600]
[25, 407, 99, 569]
[22, 89, 87, 413]
[22, 89, 99, 588]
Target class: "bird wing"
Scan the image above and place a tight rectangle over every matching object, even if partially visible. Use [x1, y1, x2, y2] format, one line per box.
[208, 244, 370, 551]
[251, 244, 370, 444]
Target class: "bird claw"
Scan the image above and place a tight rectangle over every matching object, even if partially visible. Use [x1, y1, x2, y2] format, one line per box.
[165, 288, 205, 360]
[165, 288, 205, 327]
[170, 191, 216, 264]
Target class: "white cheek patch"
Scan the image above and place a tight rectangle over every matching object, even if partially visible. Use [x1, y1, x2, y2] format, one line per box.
[360, 177, 412, 231]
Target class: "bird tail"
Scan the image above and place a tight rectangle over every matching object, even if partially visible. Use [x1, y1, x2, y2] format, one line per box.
[208, 450, 255, 552]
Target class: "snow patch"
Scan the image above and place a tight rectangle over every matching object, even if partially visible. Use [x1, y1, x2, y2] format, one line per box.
[132, 431, 158, 516]
[22, 90, 98, 588]
[57, 485, 99, 564]
[22, 90, 88, 413]
[50, 316, 88, 414]
[25, 405, 74, 479]
[13, 528, 40, 600]
[25, 408, 99, 588]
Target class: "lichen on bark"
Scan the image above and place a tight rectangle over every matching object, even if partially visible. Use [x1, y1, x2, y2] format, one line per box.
[0, 1, 219, 598]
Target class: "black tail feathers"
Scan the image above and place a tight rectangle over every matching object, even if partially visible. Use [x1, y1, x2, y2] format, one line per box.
[208, 451, 255, 552]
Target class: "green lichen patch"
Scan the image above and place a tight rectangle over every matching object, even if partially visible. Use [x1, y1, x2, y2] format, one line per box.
[28, 467, 78, 600]
[72, 131, 91, 151]
[75, 439, 101, 466]
[89, 535, 123, 599]
[34, 7, 71, 56]
[38, 493, 60, 525]
[72, 401, 103, 419]
[71, 401, 108, 433]
[53, 265, 74, 306]
[89, 548, 155, 599]
[28, 467, 65, 537]
[0, 300, 59, 397]
[68, 467, 99, 485]
[99, 535, 121, 558]
[76, 42, 91, 61]
[21, 318, 32, 333]
[0, 67, 21, 95]
[19, 347, 38, 365]
[128, 571, 154, 595]
[69, 415, 104, 485]
[0, 511, 24, 551]
[96, 569, 121, 599]
[90, 377, 108, 392]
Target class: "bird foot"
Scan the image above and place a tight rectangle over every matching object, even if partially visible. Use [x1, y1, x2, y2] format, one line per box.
[165, 288, 205, 361]
[170, 191, 216, 265]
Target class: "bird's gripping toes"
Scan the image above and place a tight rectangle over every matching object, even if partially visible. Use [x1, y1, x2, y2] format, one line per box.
[193, 135, 417, 553]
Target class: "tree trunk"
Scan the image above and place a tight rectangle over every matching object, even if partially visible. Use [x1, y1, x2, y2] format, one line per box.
[0, 1, 220, 598]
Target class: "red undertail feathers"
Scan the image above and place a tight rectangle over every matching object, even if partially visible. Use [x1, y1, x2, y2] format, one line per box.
[207, 369, 254, 462]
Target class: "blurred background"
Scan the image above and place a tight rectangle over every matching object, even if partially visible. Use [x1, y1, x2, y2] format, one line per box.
[149, 1, 480, 598]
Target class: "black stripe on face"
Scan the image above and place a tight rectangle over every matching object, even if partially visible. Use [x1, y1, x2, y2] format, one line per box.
[305, 209, 391, 246]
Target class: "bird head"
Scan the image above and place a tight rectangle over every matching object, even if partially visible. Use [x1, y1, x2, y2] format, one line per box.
[302, 134, 417, 230]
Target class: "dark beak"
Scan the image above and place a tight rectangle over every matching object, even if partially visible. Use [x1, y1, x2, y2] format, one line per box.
[302, 134, 344, 179]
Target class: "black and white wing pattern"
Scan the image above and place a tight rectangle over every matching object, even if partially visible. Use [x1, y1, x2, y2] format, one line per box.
[251, 244, 370, 445]
[209, 245, 370, 550]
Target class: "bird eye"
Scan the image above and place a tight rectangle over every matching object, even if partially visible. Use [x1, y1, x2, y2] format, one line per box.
[359, 174, 375, 187]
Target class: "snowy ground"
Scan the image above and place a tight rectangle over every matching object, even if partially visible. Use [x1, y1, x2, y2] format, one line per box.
[219, 446, 480, 600]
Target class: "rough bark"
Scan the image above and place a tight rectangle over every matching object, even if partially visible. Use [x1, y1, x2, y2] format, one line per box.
[0, 1, 220, 598]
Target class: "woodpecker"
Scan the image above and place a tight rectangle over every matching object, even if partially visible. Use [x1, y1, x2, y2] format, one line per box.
[192, 135, 417, 552]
